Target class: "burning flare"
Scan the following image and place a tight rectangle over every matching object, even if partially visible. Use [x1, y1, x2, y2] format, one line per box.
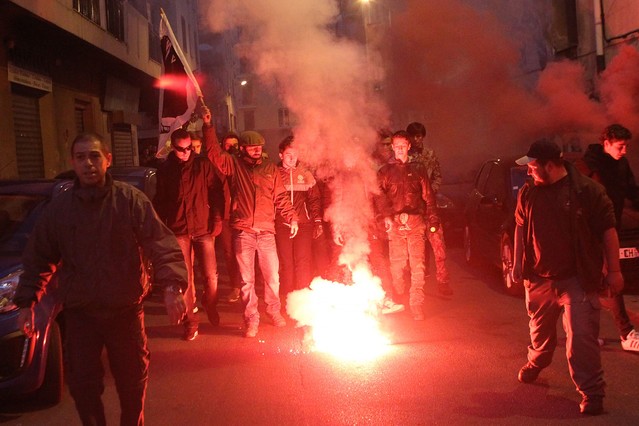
[286, 264, 391, 361]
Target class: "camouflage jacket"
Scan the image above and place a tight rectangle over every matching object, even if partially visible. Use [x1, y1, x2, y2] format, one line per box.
[410, 148, 442, 193]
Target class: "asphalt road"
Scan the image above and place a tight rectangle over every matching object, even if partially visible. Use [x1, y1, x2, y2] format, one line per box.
[2, 247, 639, 425]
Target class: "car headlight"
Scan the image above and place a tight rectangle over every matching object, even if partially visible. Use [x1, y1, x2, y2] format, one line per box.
[0, 270, 23, 313]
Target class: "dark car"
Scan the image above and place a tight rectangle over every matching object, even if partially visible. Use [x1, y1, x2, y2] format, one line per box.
[0, 167, 157, 404]
[463, 157, 639, 296]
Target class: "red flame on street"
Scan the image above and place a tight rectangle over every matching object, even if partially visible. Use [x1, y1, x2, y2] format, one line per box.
[286, 265, 391, 361]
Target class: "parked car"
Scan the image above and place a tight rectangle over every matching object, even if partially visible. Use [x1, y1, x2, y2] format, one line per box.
[0, 167, 157, 404]
[463, 157, 639, 296]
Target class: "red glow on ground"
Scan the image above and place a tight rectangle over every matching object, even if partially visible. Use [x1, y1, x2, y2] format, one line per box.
[287, 265, 391, 361]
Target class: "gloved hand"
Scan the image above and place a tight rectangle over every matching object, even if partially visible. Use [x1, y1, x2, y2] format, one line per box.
[428, 216, 441, 233]
[163, 285, 187, 325]
[313, 222, 324, 239]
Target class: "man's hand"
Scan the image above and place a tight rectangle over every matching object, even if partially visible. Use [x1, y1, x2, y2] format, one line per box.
[384, 217, 393, 233]
[211, 220, 222, 237]
[510, 262, 523, 284]
[17, 307, 35, 338]
[313, 222, 324, 239]
[163, 287, 187, 325]
[333, 229, 344, 246]
[290, 220, 299, 238]
[201, 105, 212, 125]
[605, 270, 624, 296]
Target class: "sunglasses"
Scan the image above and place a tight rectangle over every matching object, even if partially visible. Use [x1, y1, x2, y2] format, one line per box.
[172, 144, 193, 153]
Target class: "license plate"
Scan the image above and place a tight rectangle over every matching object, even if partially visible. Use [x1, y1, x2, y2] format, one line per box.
[620, 247, 639, 259]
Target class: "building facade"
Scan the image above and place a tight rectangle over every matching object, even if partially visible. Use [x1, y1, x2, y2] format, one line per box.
[0, 0, 199, 178]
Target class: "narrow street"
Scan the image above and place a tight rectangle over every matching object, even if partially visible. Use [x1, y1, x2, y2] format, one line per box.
[2, 247, 639, 425]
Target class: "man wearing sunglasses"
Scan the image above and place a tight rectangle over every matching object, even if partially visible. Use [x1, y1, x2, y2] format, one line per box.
[154, 128, 224, 341]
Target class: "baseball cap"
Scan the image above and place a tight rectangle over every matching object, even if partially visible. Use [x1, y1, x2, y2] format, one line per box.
[515, 139, 562, 165]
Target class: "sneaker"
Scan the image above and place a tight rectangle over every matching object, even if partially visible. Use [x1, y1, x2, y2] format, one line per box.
[621, 329, 639, 352]
[244, 322, 259, 338]
[410, 305, 425, 321]
[381, 298, 405, 315]
[269, 312, 287, 327]
[437, 281, 453, 296]
[228, 288, 241, 303]
[183, 326, 199, 341]
[518, 362, 542, 383]
[580, 396, 604, 416]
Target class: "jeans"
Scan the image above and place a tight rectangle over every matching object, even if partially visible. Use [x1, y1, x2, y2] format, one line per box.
[600, 293, 634, 338]
[233, 230, 282, 323]
[525, 275, 604, 398]
[65, 306, 149, 426]
[388, 216, 427, 307]
[176, 233, 218, 328]
[275, 223, 314, 295]
[216, 220, 242, 290]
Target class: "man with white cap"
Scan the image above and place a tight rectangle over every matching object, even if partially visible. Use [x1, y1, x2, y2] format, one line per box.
[511, 139, 623, 416]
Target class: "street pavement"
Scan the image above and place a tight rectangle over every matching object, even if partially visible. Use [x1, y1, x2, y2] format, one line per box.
[1, 247, 639, 425]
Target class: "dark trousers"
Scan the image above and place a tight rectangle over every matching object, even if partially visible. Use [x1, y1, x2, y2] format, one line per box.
[524, 276, 604, 398]
[176, 233, 218, 328]
[600, 293, 634, 338]
[65, 306, 149, 426]
[275, 223, 314, 296]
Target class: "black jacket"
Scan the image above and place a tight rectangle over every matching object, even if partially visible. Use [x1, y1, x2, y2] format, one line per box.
[16, 175, 187, 310]
[154, 151, 223, 237]
[576, 143, 639, 227]
[375, 158, 438, 221]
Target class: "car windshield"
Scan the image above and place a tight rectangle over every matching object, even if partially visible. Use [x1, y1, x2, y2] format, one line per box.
[0, 194, 47, 256]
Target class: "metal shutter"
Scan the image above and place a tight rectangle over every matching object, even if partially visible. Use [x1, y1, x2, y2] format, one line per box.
[112, 124, 134, 167]
[11, 93, 44, 178]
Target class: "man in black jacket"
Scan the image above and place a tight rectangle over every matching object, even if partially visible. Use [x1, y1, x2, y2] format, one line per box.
[376, 130, 440, 321]
[15, 133, 187, 426]
[154, 128, 223, 341]
[575, 124, 639, 352]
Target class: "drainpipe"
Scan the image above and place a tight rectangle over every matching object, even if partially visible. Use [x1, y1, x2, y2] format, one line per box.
[593, 0, 605, 73]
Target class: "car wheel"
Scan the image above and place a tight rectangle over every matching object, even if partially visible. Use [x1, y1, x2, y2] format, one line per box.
[34, 320, 63, 405]
[463, 225, 476, 264]
[501, 233, 523, 296]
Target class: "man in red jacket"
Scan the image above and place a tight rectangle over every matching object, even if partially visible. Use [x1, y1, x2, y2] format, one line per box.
[201, 107, 298, 338]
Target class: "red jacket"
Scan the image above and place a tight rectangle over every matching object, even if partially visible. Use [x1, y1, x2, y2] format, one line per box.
[203, 125, 297, 233]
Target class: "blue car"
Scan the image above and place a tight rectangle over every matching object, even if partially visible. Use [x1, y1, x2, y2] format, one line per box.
[0, 167, 157, 404]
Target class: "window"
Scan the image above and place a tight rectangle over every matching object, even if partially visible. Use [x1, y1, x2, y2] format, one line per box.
[106, 0, 125, 41]
[244, 110, 255, 131]
[149, 23, 161, 62]
[241, 82, 254, 105]
[278, 108, 290, 128]
[73, 0, 100, 24]
[74, 100, 90, 134]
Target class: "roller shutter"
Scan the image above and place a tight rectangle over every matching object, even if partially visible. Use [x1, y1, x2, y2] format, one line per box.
[11, 93, 44, 178]
[112, 124, 134, 167]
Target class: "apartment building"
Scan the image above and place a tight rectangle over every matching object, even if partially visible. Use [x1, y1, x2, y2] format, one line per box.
[0, 0, 199, 178]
